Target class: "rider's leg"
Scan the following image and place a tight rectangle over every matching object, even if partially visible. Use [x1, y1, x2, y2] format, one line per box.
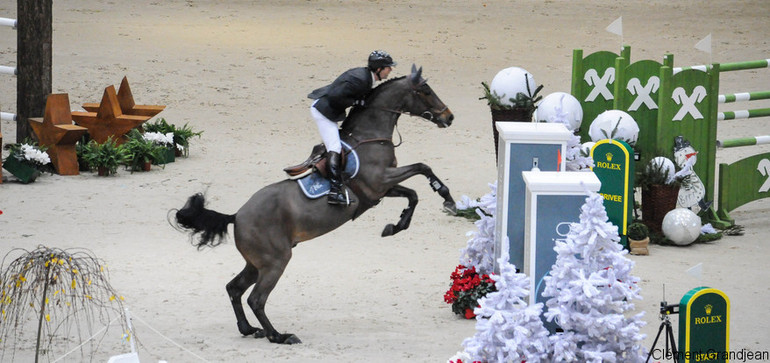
[326, 151, 348, 205]
[310, 103, 346, 205]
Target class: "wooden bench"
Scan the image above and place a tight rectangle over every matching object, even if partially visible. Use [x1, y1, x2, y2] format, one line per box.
[72, 85, 152, 145]
[82, 76, 165, 117]
[28, 94, 88, 175]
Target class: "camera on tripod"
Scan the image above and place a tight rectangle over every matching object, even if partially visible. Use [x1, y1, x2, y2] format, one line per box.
[659, 301, 679, 316]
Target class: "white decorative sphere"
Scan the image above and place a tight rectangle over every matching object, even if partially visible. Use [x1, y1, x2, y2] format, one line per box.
[489, 67, 537, 107]
[534, 92, 583, 131]
[588, 110, 639, 146]
[648, 157, 676, 183]
[662, 208, 701, 246]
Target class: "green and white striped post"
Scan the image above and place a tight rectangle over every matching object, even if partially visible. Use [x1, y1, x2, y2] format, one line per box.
[718, 108, 770, 120]
[717, 135, 770, 148]
[718, 90, 770, 103]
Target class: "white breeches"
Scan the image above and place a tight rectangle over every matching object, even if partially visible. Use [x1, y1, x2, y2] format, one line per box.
[310, 100, 341, 153]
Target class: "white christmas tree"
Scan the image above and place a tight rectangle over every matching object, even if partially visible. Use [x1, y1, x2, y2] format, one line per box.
[565, 134, 594, 171]
[457, 183, 498, 275]
[461, 245, 551, 363]
[542, 192, 647, 362]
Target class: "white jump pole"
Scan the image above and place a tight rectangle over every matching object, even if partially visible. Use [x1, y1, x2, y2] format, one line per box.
[1, 112, 17, 121]
[0, 65, 17, 75]
[0, 17, 17, 29]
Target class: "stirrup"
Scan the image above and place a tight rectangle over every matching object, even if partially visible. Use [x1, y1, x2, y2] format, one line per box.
[327, 189, 350, 206]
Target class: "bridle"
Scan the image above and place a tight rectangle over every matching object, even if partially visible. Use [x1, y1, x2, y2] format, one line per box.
[347, 80, 448, 149]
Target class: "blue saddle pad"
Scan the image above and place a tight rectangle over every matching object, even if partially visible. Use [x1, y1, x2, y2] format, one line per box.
[297, 141, 359, 199]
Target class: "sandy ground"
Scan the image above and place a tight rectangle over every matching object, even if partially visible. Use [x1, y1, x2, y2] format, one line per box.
[1, 1, 770, 362]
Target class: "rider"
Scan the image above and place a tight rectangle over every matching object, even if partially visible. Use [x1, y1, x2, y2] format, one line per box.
[308, 50, 396, 205]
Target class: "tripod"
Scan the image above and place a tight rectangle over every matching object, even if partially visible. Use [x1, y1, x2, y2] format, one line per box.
[646, 304, 678, 363]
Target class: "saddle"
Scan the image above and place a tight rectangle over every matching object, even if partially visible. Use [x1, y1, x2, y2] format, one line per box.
[283, 143, 347, 180]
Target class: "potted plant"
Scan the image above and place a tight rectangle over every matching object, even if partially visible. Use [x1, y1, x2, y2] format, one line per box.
[141, 130, 176, 164]
[144, 118, 202, 157]
[627, 222, 650, 255]
[443, 264, 496, 319]
[122, 129, 167, 172]
[637, 156, 682, 236]
[480, 73, 543, 161]
[81, 137, 130, 176]
[2, 141, 52, 183]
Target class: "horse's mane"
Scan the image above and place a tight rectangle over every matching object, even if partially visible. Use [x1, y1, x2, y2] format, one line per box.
[343, 76, 407, 123]
[366, 75, 407, 101]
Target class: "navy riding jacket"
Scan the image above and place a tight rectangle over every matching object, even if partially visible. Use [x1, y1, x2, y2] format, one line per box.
[308, 67, 373, 122]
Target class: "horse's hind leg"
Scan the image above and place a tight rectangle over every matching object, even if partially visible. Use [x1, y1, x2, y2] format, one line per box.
[246, 251, 301, 344]
[226, 264, 265, 337]
[381, 184, 418, 237]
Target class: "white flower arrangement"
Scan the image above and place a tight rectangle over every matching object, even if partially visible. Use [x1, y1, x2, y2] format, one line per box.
[142, 131, 175, 147]
[19, 143, 51, 165]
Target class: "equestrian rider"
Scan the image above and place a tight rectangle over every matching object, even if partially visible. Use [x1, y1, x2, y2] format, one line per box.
[308, 50, 396, 205]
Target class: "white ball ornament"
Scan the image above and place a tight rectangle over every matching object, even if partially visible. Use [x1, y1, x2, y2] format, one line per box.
[648, 157, 676, 184]
[489, 67, 537, 107]
[588, 110, 639, 146]
[661, 208, 702, 246]
[534, 92, 583, 131]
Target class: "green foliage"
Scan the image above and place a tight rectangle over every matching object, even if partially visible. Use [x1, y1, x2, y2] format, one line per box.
[627, 222, 649, 240]
[480, 78, 544, 111]
[636, 155, 682, 190]
[122, 129, 167, 171]
[144, 118, 202, 157]
[80, 137, 130, 176]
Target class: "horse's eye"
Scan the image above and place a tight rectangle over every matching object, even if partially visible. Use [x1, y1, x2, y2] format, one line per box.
[422, 90, 432, 96]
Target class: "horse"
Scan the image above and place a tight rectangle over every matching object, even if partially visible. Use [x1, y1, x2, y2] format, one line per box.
[173, 65, 456, 344]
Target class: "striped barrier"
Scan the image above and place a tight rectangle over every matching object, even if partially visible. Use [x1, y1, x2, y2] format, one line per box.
[709, 60, 770, 225]
[572, 50, 770, 228]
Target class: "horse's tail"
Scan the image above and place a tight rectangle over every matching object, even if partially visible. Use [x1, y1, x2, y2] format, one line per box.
[173, 193, 236, 249]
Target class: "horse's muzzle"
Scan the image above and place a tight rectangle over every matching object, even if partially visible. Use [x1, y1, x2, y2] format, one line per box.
[428, 109, 453, 128]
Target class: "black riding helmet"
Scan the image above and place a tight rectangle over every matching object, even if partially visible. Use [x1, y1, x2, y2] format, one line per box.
[368, 50, 397, 71]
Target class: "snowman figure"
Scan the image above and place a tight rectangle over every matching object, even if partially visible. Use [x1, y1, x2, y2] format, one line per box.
[673, 136, 710, 212]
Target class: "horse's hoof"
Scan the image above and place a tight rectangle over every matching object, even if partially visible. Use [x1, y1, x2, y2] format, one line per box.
[253, 329, 266, 339]
[443, 201, 458, 215]
[269, 333, 302, 344]
[381, 224, 396, 237]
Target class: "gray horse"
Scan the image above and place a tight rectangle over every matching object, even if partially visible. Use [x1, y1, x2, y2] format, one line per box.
[174, 65, 455, 344]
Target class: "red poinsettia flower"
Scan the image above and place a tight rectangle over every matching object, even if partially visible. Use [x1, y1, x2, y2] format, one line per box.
[445, 264, 496, 319]
[464, 307, 476, 319]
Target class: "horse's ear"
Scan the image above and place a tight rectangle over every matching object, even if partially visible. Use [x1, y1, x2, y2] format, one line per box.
[409, 64, 423, 87]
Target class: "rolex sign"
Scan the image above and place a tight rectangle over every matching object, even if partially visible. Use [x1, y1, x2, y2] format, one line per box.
[590, 139, 634, 248]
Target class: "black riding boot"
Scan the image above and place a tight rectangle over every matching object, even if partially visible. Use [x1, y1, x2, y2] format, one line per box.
[327, 151, 348, 205]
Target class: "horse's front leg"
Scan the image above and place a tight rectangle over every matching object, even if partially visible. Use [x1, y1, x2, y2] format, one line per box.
[381, 163, 457, 214]
[381, 184, 418, 237]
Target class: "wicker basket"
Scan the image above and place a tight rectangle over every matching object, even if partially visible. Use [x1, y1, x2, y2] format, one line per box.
[641, 184, 679, 235]
[491, 108, 533, 162]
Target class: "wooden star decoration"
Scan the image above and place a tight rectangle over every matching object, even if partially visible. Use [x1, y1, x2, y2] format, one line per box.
[28, 93, 88, 175]
[72, 85, 152, 145]
[81, 76, 165, 117]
